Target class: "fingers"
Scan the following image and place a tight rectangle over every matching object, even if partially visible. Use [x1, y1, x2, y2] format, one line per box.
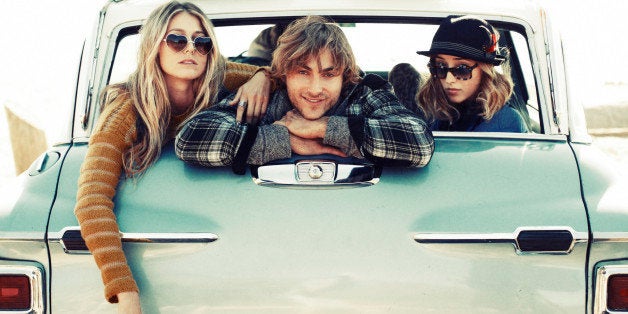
[324, 145, 348, 157]
[234, 69, 272, 124]
[233, 89, 269, 125]
[231, 89, 245, 123]
[246, 94, 268, 124]
[229, 87, 243, 106]
[245, 94, 269, 125]
[236, 99, 247, 124]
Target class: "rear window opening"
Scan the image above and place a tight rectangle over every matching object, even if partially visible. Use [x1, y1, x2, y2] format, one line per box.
[107, 17, 540, 134]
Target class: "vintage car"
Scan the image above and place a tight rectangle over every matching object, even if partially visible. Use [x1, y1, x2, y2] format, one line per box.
[2, 0, 628, 313]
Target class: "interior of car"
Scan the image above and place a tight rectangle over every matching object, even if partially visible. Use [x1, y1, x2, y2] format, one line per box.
[108, 16, 541, 133]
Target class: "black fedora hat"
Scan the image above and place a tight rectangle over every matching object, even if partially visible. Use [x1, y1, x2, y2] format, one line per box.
[417, 15, 506, 66]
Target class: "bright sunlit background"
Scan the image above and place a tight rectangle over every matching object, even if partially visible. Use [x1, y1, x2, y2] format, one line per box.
[1, 0, 627, 189]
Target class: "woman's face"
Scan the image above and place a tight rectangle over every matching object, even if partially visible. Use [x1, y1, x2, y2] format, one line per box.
[159, 12, 209, 85]
[433, 54, 482, 104]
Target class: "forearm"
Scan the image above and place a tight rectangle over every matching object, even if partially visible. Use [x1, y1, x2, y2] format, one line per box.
[175, 108, 246, 167]
[74, 132, 138, 303]
[358, 90, 435, 167]
[247, 124, 292, 165]
[224, 61, 266, 92]
[323, 116, 360, 157]
[362, 114, 434, 167]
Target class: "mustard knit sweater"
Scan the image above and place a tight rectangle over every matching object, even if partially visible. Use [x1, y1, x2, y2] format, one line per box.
[74, 62, 260, 303]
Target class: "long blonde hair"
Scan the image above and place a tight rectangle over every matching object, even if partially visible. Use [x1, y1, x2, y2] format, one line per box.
[100, 1, 225, 177]
[417, 62, 513, 125]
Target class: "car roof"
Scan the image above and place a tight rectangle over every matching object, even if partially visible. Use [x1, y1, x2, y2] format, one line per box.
[101, 0, 545, 31]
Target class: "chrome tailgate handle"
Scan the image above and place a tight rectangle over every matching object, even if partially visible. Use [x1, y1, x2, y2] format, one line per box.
[252, 158, 381, 188]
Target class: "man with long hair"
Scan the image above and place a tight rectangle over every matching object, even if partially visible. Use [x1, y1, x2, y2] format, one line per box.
[176, 15, 434, 171]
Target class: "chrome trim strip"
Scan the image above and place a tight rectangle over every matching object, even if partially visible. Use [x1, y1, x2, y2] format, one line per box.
[0, 232, 44, 242]
[414, 226, 587, 255]
[120, 232, 219, 243]
[432, 131, 567, 141]
[593, 232, 628, 243]
[0, 265, 44, 314]
[252, 180, 378, 189]
[414, 232, 514, 243]
[48, 227, 219, 254]
[594, 265, 628, 314]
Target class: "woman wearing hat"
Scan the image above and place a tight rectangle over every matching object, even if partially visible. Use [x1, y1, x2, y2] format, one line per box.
[416, 15, 528, 132]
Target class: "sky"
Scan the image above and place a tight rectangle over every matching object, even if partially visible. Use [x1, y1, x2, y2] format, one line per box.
[0, 0, 627, 179]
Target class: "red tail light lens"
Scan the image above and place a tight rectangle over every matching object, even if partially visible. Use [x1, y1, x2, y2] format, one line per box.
[0, 275, 30, 310]
[608, 275, 628, 311]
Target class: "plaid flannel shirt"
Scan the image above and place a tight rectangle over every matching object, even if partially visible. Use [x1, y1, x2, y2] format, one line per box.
[176, 74, 434, 167]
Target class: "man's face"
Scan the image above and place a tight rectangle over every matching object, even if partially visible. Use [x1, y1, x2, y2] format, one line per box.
[285, 49, 343, 120]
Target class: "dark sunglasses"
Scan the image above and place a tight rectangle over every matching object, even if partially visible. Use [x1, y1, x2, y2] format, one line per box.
[163, 33, 213, 55]
[428, 62, 478, 80]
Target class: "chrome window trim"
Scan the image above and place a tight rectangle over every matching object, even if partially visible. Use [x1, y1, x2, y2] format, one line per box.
[595, 265, 628, 314]
[414, 226, 587, 255]
[0, 265, 44, 314]
[78, 19, 140, 138]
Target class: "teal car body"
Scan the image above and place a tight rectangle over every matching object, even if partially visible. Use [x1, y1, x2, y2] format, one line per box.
[2, 0, 628, 313]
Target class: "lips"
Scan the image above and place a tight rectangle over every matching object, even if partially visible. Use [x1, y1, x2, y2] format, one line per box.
[446, 88, 461, 96]
[303, 96, 325, 104]
[179, 59, 198, 65]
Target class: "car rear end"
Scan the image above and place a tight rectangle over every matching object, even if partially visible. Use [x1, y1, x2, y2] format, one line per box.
[3, 0, 628, 313]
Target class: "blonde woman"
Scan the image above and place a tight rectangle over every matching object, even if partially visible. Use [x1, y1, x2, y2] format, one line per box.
[73, 2, 271, 313]
[416, 15, 528, 132]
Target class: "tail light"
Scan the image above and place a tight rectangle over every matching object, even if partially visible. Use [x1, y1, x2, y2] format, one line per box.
[0, 275, 30, 309]
[0, 266, 43, 313]
[608, 275, 628, 311]
[596, 265, 628, 313]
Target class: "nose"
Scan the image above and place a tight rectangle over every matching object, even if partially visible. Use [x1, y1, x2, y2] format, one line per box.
[307, 76, 324, 95]
[184, 41, 195, 55]
[444, 70, 457, 83]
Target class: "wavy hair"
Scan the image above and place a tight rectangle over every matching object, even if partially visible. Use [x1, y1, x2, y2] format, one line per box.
[100, 1, 225, 177]
[270, 15, 361, 87]
[417, 60, 513, 125]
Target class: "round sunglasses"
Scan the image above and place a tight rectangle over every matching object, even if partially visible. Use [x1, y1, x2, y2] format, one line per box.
[428, 62, 478, 80]
[163, 33, 213, 55]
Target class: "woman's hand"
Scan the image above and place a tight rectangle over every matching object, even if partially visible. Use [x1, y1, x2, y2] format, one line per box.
[229, 70, 271, 125]
[117, 291, 141, 314]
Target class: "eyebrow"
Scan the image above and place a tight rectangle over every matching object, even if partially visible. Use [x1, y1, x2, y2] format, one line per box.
[295, 64, 337, 73]
[166, 28, 206, 36]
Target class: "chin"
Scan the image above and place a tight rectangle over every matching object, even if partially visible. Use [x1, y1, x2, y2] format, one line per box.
[302, 112, 325, 120]
[447, 97, 465, 104]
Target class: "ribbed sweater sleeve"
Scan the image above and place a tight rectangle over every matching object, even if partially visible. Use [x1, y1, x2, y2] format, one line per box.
[74, 64, 258, 304]
[74, 93, 139, 303]
[223, 61, 265, 92]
